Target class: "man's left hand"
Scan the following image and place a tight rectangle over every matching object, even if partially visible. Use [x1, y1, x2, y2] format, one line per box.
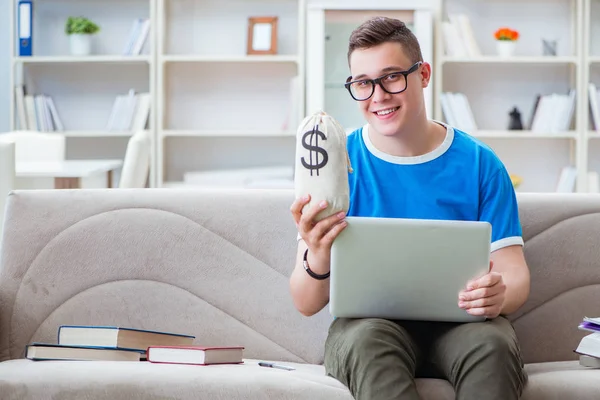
[458, 264, 506, 319]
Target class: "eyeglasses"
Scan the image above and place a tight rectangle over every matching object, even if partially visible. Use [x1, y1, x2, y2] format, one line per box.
[344, 61, 423, 101]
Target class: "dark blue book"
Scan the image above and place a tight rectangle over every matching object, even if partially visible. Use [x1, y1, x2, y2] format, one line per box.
[25, 343, 143, 362]
[58, 325, 195, 352]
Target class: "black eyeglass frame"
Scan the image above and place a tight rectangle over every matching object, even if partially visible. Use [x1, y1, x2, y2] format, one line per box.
[344, 61, 423, 101]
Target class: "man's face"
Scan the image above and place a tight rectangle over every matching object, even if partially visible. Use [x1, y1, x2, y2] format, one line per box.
[348, 42, 429, 137]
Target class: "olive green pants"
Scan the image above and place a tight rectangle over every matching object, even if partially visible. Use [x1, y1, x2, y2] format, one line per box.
[324, 316, 527, 400]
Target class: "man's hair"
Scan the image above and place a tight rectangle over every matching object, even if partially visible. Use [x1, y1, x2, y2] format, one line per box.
[347, 17, 423, 65]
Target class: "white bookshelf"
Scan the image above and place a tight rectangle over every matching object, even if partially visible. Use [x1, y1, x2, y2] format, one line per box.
[155, 0, 305, 187]
[9, 0, 600, 192]
[442, 56, 579, 65]
[13, 55, 152, 64]
[584, 0, 600, 187]
[434, 0, 589, 193]
[8, 0, 156, 186]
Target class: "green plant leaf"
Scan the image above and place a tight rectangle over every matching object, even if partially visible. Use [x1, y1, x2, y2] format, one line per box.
[65, 16, 100, 35]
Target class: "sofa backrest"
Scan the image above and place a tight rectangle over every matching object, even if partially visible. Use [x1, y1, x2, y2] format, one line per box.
[0, 189, 598, 364]
[508, 193, 600, 363]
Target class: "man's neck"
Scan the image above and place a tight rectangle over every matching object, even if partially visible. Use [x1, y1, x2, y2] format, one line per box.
[368, 118, 446, 158]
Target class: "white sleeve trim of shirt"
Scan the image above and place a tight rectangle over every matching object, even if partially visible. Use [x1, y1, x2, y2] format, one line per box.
[491, 236, 524, 252]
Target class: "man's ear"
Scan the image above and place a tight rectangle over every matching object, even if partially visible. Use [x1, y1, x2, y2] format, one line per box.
[420, 62, 432, 88]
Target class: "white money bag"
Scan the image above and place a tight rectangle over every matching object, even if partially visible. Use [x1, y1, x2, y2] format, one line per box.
[294, 111, 353, 222]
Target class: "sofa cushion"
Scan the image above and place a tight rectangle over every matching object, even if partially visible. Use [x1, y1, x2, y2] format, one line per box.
[0, 358, 598, 400]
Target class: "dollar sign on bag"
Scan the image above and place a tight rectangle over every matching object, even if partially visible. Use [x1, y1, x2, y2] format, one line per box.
[301, 125, 329, 176]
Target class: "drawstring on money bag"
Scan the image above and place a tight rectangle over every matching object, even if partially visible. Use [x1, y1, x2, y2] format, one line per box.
[294, 111, 353, 222]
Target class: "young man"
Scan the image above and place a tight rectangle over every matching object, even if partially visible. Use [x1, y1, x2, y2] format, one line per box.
[289, 17, 530, 400]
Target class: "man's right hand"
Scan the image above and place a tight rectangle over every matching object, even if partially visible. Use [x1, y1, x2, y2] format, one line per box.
[290, 194, 348, 272]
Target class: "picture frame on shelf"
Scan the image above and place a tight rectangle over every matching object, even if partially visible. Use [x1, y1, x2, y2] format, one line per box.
[247, 16, 278, 55]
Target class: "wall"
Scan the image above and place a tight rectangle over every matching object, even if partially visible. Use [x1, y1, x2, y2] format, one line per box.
[0, 1, 10, 132]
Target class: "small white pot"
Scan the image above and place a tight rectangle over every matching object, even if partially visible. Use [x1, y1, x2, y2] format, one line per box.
[496, 40, 516, 57]
[69, 34, 92, 56]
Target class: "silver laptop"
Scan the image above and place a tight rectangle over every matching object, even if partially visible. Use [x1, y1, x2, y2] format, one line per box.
[329, 216, 491, 323]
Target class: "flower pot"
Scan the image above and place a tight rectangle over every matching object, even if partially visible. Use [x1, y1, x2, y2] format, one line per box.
[69, 34, 92, 56]
[496, 40, 516, 57]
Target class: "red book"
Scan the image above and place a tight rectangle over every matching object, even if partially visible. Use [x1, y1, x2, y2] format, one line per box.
[147, 346, 244, 365]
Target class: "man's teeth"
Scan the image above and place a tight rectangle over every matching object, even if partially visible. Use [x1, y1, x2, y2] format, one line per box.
[376, 107, 398, 116]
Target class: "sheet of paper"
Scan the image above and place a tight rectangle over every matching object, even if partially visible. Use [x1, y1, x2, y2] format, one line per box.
[252, 23, 272, 51]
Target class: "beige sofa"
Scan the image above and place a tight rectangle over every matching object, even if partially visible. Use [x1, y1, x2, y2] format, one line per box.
[0, 188, 599, 399]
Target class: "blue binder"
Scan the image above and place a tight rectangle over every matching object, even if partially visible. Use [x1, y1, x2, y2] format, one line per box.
[18, 0, 32, 56]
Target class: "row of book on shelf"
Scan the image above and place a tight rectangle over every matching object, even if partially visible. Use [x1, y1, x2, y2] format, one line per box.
[17, 12, 150, 57]
[441, 90, 576, 134]
[25, 325, 244, 365]
[441, 13, 481, 58]
[13, 86, 151, 133]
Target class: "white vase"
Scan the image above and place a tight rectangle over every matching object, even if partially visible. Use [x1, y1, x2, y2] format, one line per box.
[496, 40, 516, 57]
[69, 34, 92, 56]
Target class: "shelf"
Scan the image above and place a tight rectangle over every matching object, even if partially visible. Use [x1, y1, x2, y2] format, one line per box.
[161, 181, 190, 188]
[442, 56, 578, 65]
[162, 130, 295, 137]
[589, 56, 600, 64]
[13, 56, 151, 64]
[588, 132, 600, 139]
[161, 55, 299, 64]
[59, 131, 135, 138]
[472, 130, 578, 139]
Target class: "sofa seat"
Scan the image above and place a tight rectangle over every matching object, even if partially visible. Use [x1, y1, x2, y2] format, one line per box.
[0, 358, 598, 400]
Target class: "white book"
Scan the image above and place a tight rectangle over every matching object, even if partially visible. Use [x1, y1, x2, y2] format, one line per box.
[454, 92, 477, 132]
[561, 90, 576, 131]
[531, 95, 554, 133]
[130, 93, 151, 131]
[14, 85, 28, 129]
[440, 92, 457, 127]
[442, 22, 466, 58]
[548, 94, 564, 133]
[131, 19, 150, 55]
[42, 95, 54, 131]
[114, 95, 128, 131]
[46, 96, 64, 131]
[555, 165, 577, 192]
[34, 95, 47, 131]
[454, 14, 481, 57]
[122, 89, 138, 130]
[24, 95, 37, 131]
[589, 84, 600, 131]
[106, 96, 122, 131]
[123, 19, 142, 56]
[576, 333, 600, 359]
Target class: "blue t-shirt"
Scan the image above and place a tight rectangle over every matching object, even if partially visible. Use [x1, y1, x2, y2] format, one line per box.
[347, 123, 523, 252]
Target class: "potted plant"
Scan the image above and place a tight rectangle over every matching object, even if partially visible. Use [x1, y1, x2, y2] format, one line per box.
[65, 16, 100, 56]
[494, 27, 519, 57]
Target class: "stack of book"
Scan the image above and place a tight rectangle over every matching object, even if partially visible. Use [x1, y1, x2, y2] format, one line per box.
[24, 325, 244, 365]
[25, 325, 195, 362]
[575, 317, 600, 368]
